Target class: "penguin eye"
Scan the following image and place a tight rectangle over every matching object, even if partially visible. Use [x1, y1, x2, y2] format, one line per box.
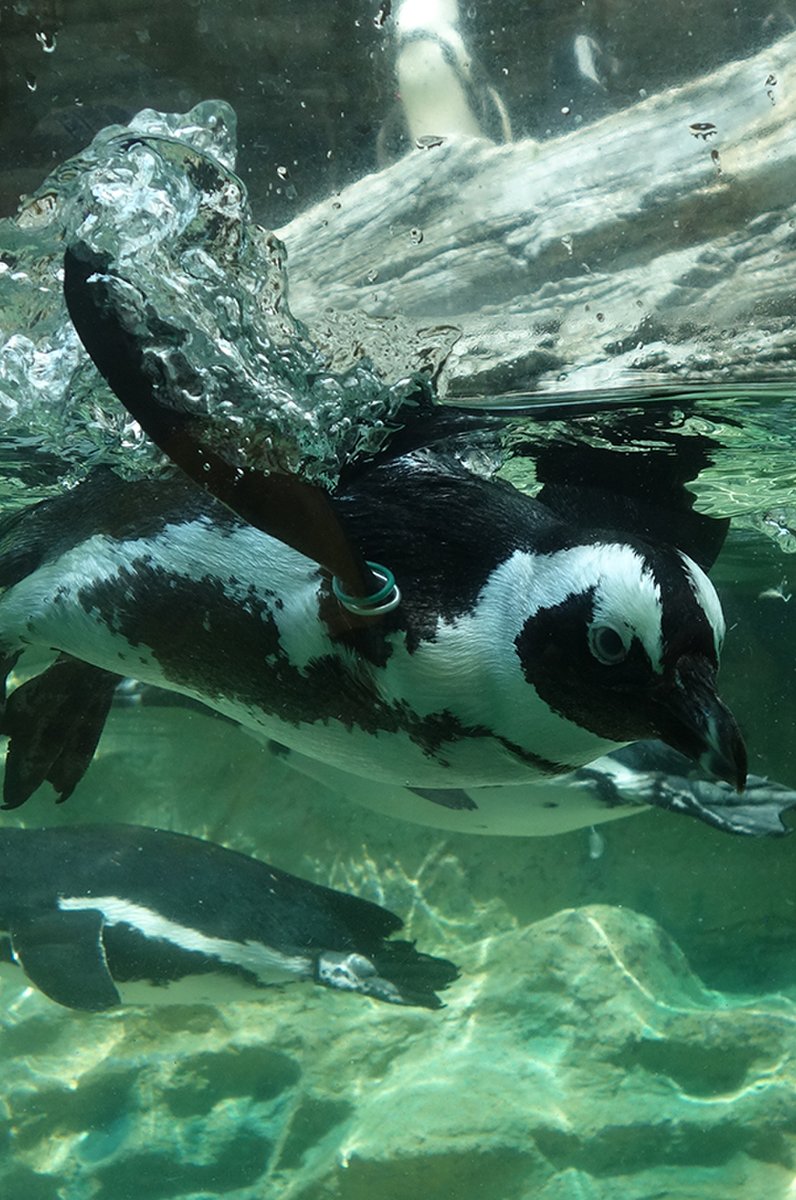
[589, 623, 629, 665]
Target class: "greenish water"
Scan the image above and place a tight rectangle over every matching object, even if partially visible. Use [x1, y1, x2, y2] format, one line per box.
[2, 4, 796, 1198]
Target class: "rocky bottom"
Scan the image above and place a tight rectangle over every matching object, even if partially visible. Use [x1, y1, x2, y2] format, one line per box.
[1, 706, 795, 1200]
[1, 902, 795, 1200]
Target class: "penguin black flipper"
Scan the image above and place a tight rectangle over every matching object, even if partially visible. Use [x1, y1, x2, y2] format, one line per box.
[9, 909, 120, 1010]
[1, 655, 122, 810]
[62, 243, 378, 608]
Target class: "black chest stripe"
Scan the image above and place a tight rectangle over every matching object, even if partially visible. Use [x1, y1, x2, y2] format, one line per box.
[76, 562, 569, 775]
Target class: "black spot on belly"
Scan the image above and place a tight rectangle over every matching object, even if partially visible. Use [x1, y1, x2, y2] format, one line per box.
[408, 787, 478, 811]
[77, 560, 571, 775]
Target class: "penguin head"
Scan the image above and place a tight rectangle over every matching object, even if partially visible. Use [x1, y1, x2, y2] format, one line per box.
[513, 540, 746, 789]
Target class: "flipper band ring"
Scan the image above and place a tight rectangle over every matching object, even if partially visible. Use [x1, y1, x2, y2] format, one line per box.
[332, 562, 401, 615]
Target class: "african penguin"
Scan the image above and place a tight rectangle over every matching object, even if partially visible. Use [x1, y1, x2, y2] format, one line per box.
[44, 154, 744, 827]
[0, 824, 457, 1011]
[377, 0, 512, 163]
[0, 442, 745, 813]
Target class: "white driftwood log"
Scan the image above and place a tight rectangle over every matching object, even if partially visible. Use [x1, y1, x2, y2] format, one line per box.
[278, 30, 796, 399]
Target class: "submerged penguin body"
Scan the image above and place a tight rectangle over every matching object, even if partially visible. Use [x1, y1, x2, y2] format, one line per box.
[0, 446, 744, 813]
[0, 436, 749, 820]
[0, 823, 457, 1010]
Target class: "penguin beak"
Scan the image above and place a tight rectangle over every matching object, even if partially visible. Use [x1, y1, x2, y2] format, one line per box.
[653, 654, 747, 791]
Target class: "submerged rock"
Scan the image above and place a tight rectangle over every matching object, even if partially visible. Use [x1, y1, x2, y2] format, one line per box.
[1, 900, 794, 1200]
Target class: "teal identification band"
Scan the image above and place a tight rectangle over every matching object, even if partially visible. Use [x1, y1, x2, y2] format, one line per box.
[332, 561, 401, 615]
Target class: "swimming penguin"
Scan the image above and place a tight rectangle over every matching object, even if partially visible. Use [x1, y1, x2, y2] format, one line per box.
[0, 824, 457, 1010]
[0, 243, 745, 819]
[0, 415, 745, 814]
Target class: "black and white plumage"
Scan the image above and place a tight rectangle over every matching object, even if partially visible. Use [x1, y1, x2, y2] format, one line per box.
[0, 432, 745, 820]
[269, 736, 795, 840]
[0, 245, 745, 826]
[378, 0, 511, 162]
[0, 824, 457, 1010]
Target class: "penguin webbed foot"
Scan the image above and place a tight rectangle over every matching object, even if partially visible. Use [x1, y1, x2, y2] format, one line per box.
[581, 744, 796, 836]
[1, 656, 122, 810]
[667, 773, 796, 838]
[644, 772, 796, 837]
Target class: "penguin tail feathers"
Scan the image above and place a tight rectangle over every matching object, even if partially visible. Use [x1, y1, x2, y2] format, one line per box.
[369, 938, 460, 1009]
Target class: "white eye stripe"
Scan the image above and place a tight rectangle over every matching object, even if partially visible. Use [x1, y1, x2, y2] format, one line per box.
[496, 544, 664, 671]
[678, 551, 726, 656]
[588, 549, 663, 671]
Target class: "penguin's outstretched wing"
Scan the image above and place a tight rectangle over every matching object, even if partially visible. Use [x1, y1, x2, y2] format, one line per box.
[9, 908, 121, 1010]
[63, 242, 380, 611]
[408, 786, 478, 811]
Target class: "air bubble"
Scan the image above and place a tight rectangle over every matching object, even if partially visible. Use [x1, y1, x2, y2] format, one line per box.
[588, 827, 605, 860]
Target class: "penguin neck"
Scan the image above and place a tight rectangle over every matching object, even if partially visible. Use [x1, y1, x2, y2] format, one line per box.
[383, 547, 623, 772]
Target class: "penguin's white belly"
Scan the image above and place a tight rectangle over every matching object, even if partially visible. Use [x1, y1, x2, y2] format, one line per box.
[397, 42, 483, 140]
[278, 743, 646, 837]
[0, 956, 265, 1009]
[113, 973, 275, 1008]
